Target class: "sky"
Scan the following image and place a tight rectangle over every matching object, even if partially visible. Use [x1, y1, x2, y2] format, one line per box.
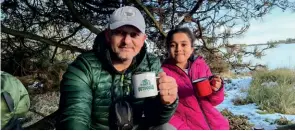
[230, 8, 295, 44]
[216, 77, 295, 130]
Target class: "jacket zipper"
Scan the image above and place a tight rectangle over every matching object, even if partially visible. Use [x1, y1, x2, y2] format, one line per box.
[111, 71, 129, 102]
[173, 62, 212, 130]
[120, 73, 130, 96]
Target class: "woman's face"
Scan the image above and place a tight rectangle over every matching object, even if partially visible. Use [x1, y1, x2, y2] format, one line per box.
[169, 32, 194, 65]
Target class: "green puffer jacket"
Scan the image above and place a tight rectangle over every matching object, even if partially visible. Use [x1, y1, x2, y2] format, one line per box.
[57, 31, 178, 130]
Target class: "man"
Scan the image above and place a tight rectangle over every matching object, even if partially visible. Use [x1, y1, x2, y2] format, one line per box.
[57, 6, 178, 130]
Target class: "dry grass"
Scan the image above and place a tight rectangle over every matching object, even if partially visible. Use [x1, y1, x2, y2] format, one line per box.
[275, 116, 294, 125]
[247, 68, 295, 114]
[232, 97, 252, 105]
[221, 109, 254, 130]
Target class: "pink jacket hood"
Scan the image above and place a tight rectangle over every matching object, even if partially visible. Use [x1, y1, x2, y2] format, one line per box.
[162, 56, 229, 130]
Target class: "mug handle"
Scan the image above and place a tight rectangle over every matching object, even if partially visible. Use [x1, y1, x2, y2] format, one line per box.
[156, 76, 160, 93]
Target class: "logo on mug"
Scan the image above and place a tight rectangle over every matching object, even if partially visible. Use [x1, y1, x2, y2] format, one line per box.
[138, 79, 154, 92]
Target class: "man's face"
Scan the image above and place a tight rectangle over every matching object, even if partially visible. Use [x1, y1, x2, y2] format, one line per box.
[107, 25, 146, 62]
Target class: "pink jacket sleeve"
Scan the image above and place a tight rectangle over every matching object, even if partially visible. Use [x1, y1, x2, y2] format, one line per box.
[169, 115, 190, 130]
[208, 86, 225, 106]
[204, 62, 225, 106]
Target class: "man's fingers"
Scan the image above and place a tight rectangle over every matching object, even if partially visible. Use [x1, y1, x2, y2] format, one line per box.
[161, 96, 172, 104]
[161, 94, 177, 105]
[168, 88, 178, 95]
[158, 82, 177, 90]
[158, 76, 174, 84]
[158, 72, 166, 78]
[157, 73, 178, 105]
[159, 89, 168, 96]
[159, 88, 178, 96]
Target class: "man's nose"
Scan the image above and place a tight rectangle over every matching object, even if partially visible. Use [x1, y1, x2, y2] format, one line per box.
[123, 34, 132, 44]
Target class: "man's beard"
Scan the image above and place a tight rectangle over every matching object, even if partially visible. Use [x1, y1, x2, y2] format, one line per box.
[110, 50, 129, 62]
[115, 55, 129, 62]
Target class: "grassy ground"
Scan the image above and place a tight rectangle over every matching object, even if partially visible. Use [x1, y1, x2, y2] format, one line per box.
[21, 91, 59, 128]
[246, 68, 295, 114]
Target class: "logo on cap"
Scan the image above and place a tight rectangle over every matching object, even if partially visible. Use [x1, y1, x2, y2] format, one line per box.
[109, 6, 145, 33]
[124, 9, 135, 17]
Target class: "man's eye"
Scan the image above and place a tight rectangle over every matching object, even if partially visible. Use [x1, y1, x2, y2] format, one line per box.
[130, 32, 139, 38]
[113, 30, 124, 35]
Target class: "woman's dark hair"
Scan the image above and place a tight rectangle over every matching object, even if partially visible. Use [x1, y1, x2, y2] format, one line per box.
[165, 27, 196, 49]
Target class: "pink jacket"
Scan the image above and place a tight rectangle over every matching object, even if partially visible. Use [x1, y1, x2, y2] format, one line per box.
[162, 56, 229, 130]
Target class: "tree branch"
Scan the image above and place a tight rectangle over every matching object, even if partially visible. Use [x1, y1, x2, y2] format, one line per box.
[176, 0, 204, 27]
[51, 25, 83, 62]
[196, 20, 220, 54]
[171, 0, 176, 29]
[63, 0, 101, 35]
[132, 0, 166, 37]
[79, 1, 114, 14]
[196, 20, 209, 51]
[1, 25, 87, 53]
[57, 25, 83, 43]
[196, 0, 223, 14]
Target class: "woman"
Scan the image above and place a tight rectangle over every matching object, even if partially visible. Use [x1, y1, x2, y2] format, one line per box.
[162, 28, 229, 130]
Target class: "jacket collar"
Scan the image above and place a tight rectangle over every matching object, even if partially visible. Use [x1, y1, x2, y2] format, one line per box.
[162, 54, 201, 77]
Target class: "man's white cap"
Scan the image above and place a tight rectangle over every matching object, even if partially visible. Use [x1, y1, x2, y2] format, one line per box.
[109, 6, 146, 33]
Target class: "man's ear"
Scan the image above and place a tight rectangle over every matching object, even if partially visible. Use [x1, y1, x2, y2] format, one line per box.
[105, 29, 111, 43]
[143, 34, 147, 41]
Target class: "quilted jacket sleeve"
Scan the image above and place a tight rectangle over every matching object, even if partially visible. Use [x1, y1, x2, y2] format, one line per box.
[169, 115, 190, 129]
[143, 55, 178, 126]
[57, 55, 93, 130]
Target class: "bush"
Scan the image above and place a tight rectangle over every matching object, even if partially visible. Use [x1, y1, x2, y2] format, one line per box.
[221, 109, 254, 130]
[194, 49, 230, 74]
[251, 68, 295, 84]
[274, 116, 294, 125]
[247, 69, 295, 114]
[232, 97, 252, 105]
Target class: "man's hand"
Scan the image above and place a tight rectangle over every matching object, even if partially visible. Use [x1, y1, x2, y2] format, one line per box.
[157, 72, 178, 105]
[210, 75, 222, 91]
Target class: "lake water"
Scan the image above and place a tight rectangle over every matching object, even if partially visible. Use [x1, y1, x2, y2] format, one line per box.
[242, 43, 295, 70]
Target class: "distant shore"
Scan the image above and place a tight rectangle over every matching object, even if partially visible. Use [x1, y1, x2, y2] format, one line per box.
[243, 42, 295, 47]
